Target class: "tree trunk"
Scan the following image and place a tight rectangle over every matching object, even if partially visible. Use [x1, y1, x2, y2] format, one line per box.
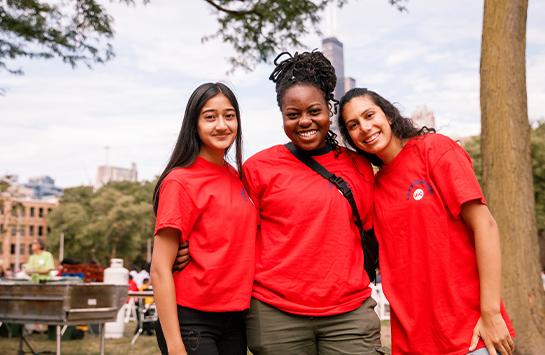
[480, 0, 545, 353]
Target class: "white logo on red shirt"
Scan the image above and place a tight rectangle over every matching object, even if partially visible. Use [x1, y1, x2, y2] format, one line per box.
[413, 189, 424, 200]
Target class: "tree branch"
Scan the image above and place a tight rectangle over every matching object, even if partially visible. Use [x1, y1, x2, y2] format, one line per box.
[203, 0, 263, 17]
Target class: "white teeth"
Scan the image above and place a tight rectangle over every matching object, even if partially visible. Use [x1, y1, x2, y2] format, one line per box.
[364, 132, 379, 143]
[299, 130, 317, 137]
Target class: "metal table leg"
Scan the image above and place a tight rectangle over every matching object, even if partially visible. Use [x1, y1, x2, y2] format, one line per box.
[56, 325, 61, 355]
[131, 301, 144, 350]
[100, 323, 106, 355]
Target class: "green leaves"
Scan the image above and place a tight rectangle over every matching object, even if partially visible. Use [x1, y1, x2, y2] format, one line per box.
[0, 0, 144, 75]
[48, 180, 156, 265]
[464, 120, 545, 235]
[1, 1, 406, 77]
[531, 119, 545, 235]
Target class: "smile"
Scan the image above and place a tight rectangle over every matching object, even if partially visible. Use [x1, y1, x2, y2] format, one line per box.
[298, 130, 318, 138]
[364, 132, 380, 144]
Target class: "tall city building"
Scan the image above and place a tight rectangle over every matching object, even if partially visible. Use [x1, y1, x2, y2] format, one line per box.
[322, 37, 346, 103]
[94, 163, 138, 190]
[322, 36, 356, 132]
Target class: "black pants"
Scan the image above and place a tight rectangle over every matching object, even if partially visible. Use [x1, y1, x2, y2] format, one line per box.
[155, 305, 247, 355]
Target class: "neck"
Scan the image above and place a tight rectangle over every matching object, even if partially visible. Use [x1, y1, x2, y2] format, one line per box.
[377, 136, 405, 165]
[36, 249, 44, 256]
[199, 150, 225, 166]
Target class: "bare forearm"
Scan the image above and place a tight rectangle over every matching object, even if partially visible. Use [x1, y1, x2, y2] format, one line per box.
[474, 219, 502, 315]
[151, 228, 187, 354]
[151, 266, 185, 352]
[461, 201, 502, 315]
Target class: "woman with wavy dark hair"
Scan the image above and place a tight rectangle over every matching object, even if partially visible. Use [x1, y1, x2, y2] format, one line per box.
[151, 82, 257, 355]
[241, 52, 383, 355]
[338, 88, 516, 355]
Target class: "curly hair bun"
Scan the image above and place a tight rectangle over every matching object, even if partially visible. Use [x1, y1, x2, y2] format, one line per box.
[269, 51, 338, 115]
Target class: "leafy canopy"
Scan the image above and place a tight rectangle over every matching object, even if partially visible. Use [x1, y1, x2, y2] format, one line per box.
[463, 120, 545, 235]
[1, 0, 407, 77]
[47, 180, 156, 265]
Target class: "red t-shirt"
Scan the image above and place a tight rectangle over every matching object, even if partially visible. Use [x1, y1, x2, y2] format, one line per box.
[127, 280, 139, 303]
[243, 145, 374, 316]
[154, 156, 257, 312]
[374, 134, 515, 355]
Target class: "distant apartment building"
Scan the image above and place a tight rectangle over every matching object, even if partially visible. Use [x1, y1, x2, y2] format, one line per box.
[411, 105, 436, 129]
[24, 175, 63, 200]
[0, 195, 59, 271]
[94, 163, 138, 190]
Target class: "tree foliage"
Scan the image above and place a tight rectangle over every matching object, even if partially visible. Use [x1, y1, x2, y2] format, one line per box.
[0, 0, 148, 77]
[0, 0, 406, 77]
[47, 180, 155, 265]
[463, 121, 545, 237]
[202, 0, 405, 72]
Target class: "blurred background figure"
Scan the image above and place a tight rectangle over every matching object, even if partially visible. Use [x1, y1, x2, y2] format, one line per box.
[25, 238, 55, 284]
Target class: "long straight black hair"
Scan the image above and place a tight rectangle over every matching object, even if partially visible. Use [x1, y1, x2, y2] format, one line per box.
[153, 82, 245, 215]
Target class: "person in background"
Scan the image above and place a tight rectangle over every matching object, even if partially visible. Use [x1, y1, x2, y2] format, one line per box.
[139, 278, 154, 306]
[25, 237, 56, 334]
[128, 274, 139, 303]
[375, 268, 381, 284]
[26, 237, 55, 284]
[139, 277, 155, 335]
[0, 265, 6, 278]
[541, 267, 545, 290]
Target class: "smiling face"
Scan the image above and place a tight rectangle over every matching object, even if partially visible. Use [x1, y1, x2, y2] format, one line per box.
[342, 95, 403, 164]
[281, 85, 330, 151]
[197, 93, 238, 164]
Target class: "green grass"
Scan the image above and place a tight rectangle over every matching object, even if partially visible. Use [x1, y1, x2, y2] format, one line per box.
[2, 321, 392, 354]
[2, 323, 159, 355]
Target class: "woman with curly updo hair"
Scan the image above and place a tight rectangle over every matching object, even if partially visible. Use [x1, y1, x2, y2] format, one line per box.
[242, 52, 384, 355]
[338, 88, 516, 355]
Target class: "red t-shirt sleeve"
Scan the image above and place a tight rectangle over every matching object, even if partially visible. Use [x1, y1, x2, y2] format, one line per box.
[154, 177, 199, 242]
[430, 141, 486, 220]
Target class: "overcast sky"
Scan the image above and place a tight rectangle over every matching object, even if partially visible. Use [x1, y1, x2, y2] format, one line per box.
[1, 0, 544, 188]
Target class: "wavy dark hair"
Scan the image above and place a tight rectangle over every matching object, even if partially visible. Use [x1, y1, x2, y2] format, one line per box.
[153, 82, 245, 215]
[269, 51, 341, 155]
[338, 88, 436, 167]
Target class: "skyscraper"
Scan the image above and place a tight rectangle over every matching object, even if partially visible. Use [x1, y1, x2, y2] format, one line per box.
[321, 4, 355, 133]
[322, 35, 356, 132]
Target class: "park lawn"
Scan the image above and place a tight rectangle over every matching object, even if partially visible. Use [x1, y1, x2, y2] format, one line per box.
[2, 323, 159, 355]
[2, 321, 391, 354]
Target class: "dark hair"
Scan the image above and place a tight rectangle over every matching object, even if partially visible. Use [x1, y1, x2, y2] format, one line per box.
[35, 237, 47, 251]
[153, 83, 245, 215]
[338, 88, 436, 167]
[269, 51, 341, 155]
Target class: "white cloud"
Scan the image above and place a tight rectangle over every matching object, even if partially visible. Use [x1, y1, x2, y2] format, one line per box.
[1, 0, 544, 187]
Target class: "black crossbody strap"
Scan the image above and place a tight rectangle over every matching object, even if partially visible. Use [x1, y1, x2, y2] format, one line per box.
[285, 143, 365, 233]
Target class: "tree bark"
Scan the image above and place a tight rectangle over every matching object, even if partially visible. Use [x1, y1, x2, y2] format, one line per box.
[480, 0, 545, 353]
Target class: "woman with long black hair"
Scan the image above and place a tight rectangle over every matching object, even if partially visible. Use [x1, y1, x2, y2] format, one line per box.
[151, 82, 257, 355]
